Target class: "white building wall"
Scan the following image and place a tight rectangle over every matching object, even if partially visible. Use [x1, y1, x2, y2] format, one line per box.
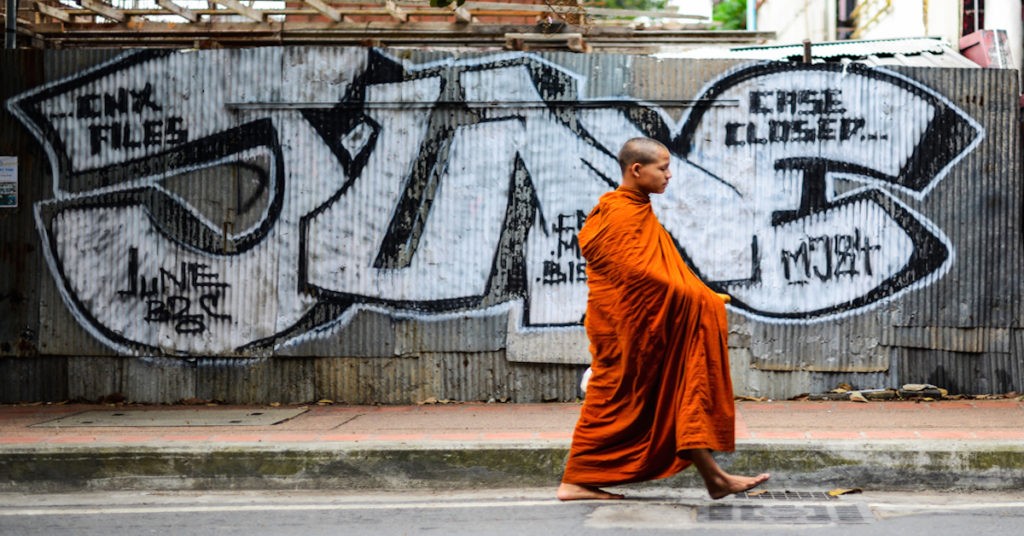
[982, 0, 1022, 78]
[753, 0, 1020, 81]
[757, 0, 953, 44]
[756, 0, 835, 44]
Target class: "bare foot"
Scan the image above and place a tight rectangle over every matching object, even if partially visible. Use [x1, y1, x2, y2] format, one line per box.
[556, 482, 625, 501]
[706, 472, 771, 500]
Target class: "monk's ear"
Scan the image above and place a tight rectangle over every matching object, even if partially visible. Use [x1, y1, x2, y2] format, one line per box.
[630, 162, 641, 176]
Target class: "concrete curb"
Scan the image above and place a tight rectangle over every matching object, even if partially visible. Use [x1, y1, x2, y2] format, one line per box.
[4, 440, 1024, 494]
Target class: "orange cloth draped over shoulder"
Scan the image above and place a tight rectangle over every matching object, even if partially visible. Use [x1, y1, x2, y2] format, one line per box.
[562, 187, 736, 487]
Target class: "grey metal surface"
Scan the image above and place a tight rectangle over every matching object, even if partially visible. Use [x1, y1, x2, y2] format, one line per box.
[740, 490, 836, 500]
[0, 357, 67, 403]
[893, 348, 1023, 395]
[195, 356, 316, 405]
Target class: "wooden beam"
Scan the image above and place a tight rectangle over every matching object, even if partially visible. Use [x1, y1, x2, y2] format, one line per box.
[302, 0, 344, 22]
[505, 32, 590, 53]
[462, 2, 708, 21]
[156, 0, 198, 22]
[27, 22, 774, 50]
[81, 0, 126, 22]
[210, 0, 264, 22]
[35, 1, 73, 23]
[383, 0, 406, 22]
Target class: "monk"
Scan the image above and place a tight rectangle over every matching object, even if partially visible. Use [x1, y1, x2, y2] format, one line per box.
[557, 137, 770, 501]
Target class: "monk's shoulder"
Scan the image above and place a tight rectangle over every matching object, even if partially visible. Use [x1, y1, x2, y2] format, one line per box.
[592, 190, 648, 227]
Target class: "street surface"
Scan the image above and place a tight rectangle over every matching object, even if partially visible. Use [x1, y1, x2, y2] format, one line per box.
[3, 488, 1024, 535]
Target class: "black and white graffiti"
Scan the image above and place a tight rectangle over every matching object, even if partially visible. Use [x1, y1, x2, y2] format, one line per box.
[6, 49, 982, 355]
[669, 62, 983, 319]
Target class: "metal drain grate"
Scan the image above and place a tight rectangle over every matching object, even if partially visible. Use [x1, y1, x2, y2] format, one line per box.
[697, 503, 872, 525]
[740, 490, 835, 500]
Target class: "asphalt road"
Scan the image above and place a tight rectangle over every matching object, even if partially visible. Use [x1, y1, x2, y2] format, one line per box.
[2, 488, 1024, 535]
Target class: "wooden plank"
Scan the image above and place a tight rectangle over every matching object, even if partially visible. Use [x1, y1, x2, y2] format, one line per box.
[81, 0, 126, 22]
[156, 0, 199, 23]
[25, 20, 771, 39]
[211, 0, 265, 22]
[35, 2, 73, 23]
[504, 32, 591, 52]
[25, 19, 769, 35]
[302, 0, 345, 22]
[464, 2, 708, 20]
[24, 17, 773, 49]
[25, 3, 711, 22]
[504, 31, 585, 42]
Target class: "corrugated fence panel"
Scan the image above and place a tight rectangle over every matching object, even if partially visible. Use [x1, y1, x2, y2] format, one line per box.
[66, 355, 197, 404]
[1, 48, 1021, 402]
[196, 356, 315, 405]
[0, 357, 67, 403]
[316, 355, 439, 405]
[435, 350, 513, 402]
[1, 50, 45, 362]
[887, 66, 1024, 330]
[895, 348, 1023, 395]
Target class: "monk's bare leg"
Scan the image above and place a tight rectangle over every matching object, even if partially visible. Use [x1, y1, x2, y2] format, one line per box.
[557, 482, 625, 501]
[682, 448, 770, 500]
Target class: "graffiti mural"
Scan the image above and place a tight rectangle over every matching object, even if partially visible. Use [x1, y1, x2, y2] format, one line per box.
[669, 62, 983, 319]
[6, 49, 983, 355]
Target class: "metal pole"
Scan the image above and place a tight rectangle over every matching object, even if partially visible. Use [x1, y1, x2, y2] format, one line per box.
[746, 0, 756, 31]
[5, 0, 16, 49]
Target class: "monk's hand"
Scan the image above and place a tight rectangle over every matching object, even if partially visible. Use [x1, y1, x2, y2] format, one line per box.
[715, 292, 731, 304]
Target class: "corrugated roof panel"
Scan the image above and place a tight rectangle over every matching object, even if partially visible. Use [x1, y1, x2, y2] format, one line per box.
[660, 37, 981, 68]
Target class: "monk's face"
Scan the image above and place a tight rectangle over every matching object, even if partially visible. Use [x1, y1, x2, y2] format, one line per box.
[631, 148, 672, 195]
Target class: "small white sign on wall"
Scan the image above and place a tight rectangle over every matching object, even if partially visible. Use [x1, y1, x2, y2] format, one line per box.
[0, 157, 16, 208]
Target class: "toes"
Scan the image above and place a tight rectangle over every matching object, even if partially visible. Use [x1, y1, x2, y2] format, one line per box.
[557, 484, 625, 501]
[708, 473, 771, 500]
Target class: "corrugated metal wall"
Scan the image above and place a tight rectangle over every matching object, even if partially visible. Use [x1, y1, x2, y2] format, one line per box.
[0, 48, 1020, 403]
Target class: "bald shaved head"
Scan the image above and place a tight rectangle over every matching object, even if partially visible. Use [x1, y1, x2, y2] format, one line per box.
[617, 137, 672, 195]
[617, 137, 669, 174]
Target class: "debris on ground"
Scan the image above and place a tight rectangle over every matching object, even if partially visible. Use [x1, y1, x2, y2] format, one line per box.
[898, 383, 949, 400]
[806, 387, 898, 401]
[828, 488, 863, 497]
[178, 397, 214, 406]
[418, 397, 456, 405]
[779, 382, 1022, 403]
[849, 391, 868, 403]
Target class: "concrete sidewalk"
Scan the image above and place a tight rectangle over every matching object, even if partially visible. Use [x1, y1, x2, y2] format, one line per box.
[2, 400, 1023, 494]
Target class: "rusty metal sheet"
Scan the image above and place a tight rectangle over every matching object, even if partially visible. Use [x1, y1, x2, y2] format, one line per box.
[881, 326, 1011, 353]
[67, 355, 197, 404]
[315, 355, 439, 405]
[0, 357, 68, 402]
[196, 356, 315, 405]
[393, 307, 508, 355]
[894, 348, 1021, 395]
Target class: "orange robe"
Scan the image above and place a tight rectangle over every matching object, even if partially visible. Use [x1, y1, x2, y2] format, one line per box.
[562, 187, 736, 486]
